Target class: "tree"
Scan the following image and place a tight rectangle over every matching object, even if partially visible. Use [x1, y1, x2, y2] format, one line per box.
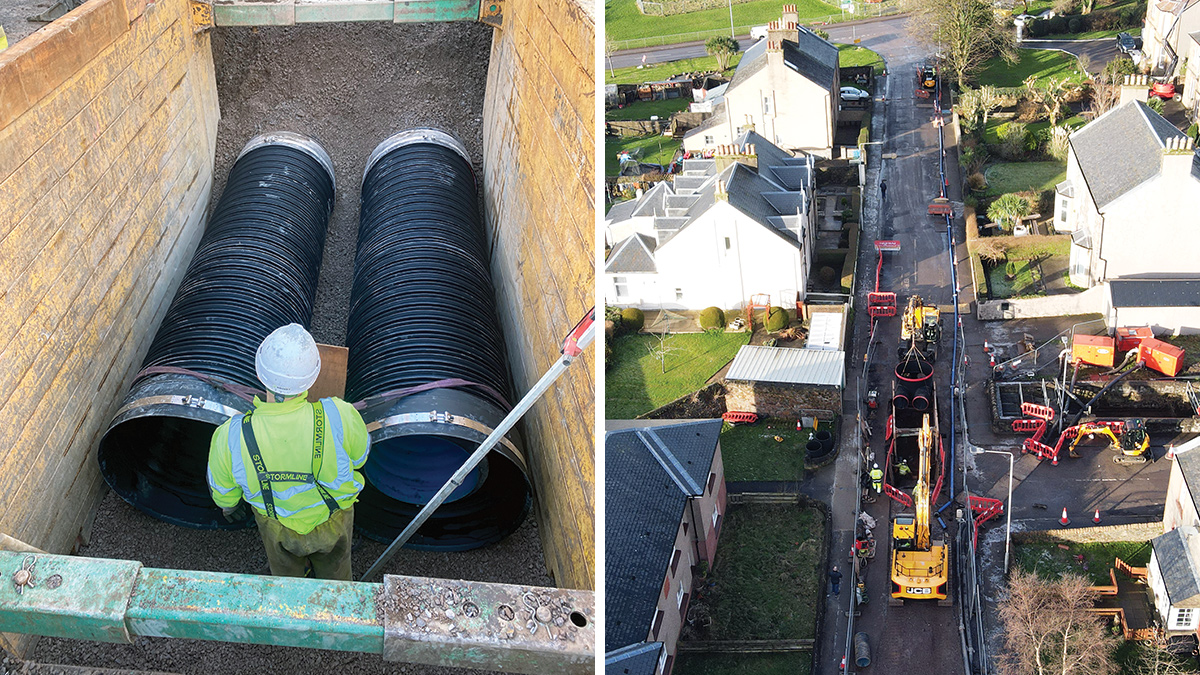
[646, 330, 681, 374]
[1089, 57, 1136, 118]
[903, 0, 1016, 88]
[977, 84, 1003, 125]
[1024, 75, 1079, 126]
[988, 193, 1031, 231]
[1124, 642, 1196, 675]
[997, 570, 1117, 675]
[705, 35, 741, 72]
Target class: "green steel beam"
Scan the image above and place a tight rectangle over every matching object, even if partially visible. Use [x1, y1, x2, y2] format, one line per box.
[209, 0, 494, 25]
[0, 552, 593, 673]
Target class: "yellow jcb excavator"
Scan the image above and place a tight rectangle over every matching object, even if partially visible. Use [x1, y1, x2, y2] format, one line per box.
[1065, 419, 1150, 465]
[890, 414, 951, 606]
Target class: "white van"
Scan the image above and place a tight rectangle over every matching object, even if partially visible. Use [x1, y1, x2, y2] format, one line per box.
[750, 25, 769, 40]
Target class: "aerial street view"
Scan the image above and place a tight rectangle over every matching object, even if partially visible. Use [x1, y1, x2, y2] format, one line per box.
[603, 0, 1200, 671]
[0, 0, 594, 672]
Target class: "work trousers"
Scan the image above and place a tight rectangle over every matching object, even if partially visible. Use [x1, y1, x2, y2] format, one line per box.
[253, 506, 354, 581]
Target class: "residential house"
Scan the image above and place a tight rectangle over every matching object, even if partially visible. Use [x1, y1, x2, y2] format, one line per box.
[1053, 100, 1200, 289]
[682, 5, 839, 157]
[1105, 279, 1200, 336]
[1141, 0, 1200, 77]
[605, 420, 727, 675]
[605, 131, 816, 312]
[1150, 448, 1200, 635]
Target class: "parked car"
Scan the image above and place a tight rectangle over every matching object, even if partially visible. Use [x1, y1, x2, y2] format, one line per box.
[1116, 32, 1137, 53]
[840, 86, 870, 101]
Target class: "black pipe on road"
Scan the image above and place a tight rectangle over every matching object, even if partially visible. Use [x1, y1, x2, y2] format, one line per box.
[97, 133, 334, 530]
[347, 129, 531, 552]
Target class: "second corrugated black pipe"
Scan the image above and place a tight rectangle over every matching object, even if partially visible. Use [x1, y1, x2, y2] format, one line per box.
[97, 133, 334, 529]
[347, 129, 531, 551]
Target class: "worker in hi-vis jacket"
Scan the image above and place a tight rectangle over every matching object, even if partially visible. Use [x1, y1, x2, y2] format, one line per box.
[207, 324, 371, 580]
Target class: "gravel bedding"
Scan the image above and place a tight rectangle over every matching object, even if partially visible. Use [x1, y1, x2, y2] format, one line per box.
[29, 22, 557, 675]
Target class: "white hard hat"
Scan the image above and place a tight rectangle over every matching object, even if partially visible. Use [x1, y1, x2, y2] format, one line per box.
[873, 463, 879, 469]
[255, 324, 321, 396]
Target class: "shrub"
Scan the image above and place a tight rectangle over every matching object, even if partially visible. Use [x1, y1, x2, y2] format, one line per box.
[766, 306, 790, 331]
[1067, 16, 1084, 33]
[1147, 96, 1166, 114]
[1090, 11, 1120, 30]
[857, 115, 871, 146]
[1188, 122, 1198, 141]
[967, 172, 988, 191]
[819, 266, 837, 283]
[698, 306, 725, 330]
[1028, 18, 1049, 37]
[811, 27, 830, 39]
[620, 307, 645, 332]
[842, 208, 854, 222]
[999, 121, 1032, 160]
[604, 305, 624, 323]
[1005, 260, 1018, 279]
[1046, 15, 1067, 34]
[1052, 0, 1075, 14]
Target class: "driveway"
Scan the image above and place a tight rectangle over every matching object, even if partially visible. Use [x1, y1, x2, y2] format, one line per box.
[1019, 38, 1123, 73]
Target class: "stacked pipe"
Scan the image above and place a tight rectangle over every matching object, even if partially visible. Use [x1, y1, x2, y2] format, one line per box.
[894, 351, 933, 411]
[97, 133, 334, 529]
[347, 129, 531, 551]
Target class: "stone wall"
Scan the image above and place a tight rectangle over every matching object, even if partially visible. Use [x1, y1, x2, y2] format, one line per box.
[1013, 520, 1162, 544]
[977, 285, 1107, 320]
[724, 381, 841, 419]
[481, 0, 595, 591]
[641, 381, 728, 420]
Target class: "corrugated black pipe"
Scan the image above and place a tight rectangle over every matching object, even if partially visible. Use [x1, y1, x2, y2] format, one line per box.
[348, 129, 531, 551]
[97, 133, 335, 529]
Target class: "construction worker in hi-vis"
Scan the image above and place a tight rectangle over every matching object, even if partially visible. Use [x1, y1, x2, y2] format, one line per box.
[870, 463, 884, 494]
[207, 324, 370, 580]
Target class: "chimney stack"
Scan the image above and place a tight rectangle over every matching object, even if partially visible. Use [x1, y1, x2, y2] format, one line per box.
[781, 3, 798, 25]
[766, 18, 796, 69]
[1119, 74, 1149, 106]
[1162, 134, 1197, 177]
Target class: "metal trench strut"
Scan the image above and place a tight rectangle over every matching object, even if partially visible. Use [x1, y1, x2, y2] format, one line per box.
[0, 551, 593, 673]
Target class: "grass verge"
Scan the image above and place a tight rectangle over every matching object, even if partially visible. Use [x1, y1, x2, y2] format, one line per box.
[982, 115, 1084, 145]
[606, 97, 692, 120]
[719, 421, 814, 481]
[605, 134, 682, 177]
[606, 53, 742, 85]
[982, 160, 1067, 196]
[688, 503, 824, 639]
[675, 653, 812, 675]
[606, 0, 840, 43]
[606, 330, 751, 418]
[976, 48, 1086, 88]
[1013, 540, 1151, 586]
[837, 44, 884, 74]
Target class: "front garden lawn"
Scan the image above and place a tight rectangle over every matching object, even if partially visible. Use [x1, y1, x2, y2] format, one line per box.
[606, 53, 742, 85]
[982, 115, 1085, 145]
[1041, 25, 1142, 40]
[984, 235, 1071, 298]
[687, 504, 824, 639]
[987, 257, 1043, 298]
[675, 654, 812, 675]
[606, 0, 839, 43]
[719, 421, 815, 481]
[976, 48, 1086, 88]
[605, 331, 750, 418]
[606, 97, 691, 120]
[1013, 540, 1151, 586]
[837, 44, 884, 74]
[605, 133, 681, 177]
[983, 161, 1067, 197]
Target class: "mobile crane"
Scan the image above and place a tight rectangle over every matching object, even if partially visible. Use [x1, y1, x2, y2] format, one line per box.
[890, 414, 951, 605]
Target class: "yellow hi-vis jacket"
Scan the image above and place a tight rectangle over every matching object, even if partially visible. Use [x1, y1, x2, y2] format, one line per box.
[207, 392, 371, 535]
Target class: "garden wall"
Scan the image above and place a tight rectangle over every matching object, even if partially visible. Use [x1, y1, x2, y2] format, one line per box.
[977, 285, 1106, 320]
[640, 381, 728, 420]
[1013, 521, 1161, 545]
[724, 381, 840, 418]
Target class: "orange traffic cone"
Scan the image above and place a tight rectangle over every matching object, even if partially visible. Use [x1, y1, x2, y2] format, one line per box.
[1060, 508, 1071, 526]
[796, 419, 803, 432]
[1093, 509, 1101, 524]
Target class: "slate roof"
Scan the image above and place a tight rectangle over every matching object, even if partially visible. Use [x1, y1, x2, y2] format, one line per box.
[605, 642, 662, 675]
[728, 26, 838, 91]
[1152, 528, 1200, 608]
[1069, 100, 1186, 209]
[605, 420, 723, 652]
[606, 233, 658, 274]
[1110, 278, 1200, 307]
[606, 199, 640, 225]
[1176, 447, 1200, 518]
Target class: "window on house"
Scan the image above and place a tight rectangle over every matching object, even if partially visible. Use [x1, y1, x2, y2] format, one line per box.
[651, 609, 665, 639]
[658, 648, 668, 674]
[1175, 608, 1196, 629]
[676, 585, 686, 609]
[763, 95, 773, 115]
[663, 577, 670, 599]
[712, 503, 721, 528]
[663, 655, 674, 675]
[724, 237, 731, 250]
[614, 276, 628, 297]
[704, 135, 714, 145]
[707, 472, 717, 492]
[675, 288, 683, 301]
[1058, 198, 1070, 224]
[670, 549, 682, 576]
[682, 520, 689, 535]
[678, 592, 689, 619]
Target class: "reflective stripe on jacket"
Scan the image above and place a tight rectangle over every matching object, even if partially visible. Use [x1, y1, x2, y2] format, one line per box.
[207, 392, 370, 535]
